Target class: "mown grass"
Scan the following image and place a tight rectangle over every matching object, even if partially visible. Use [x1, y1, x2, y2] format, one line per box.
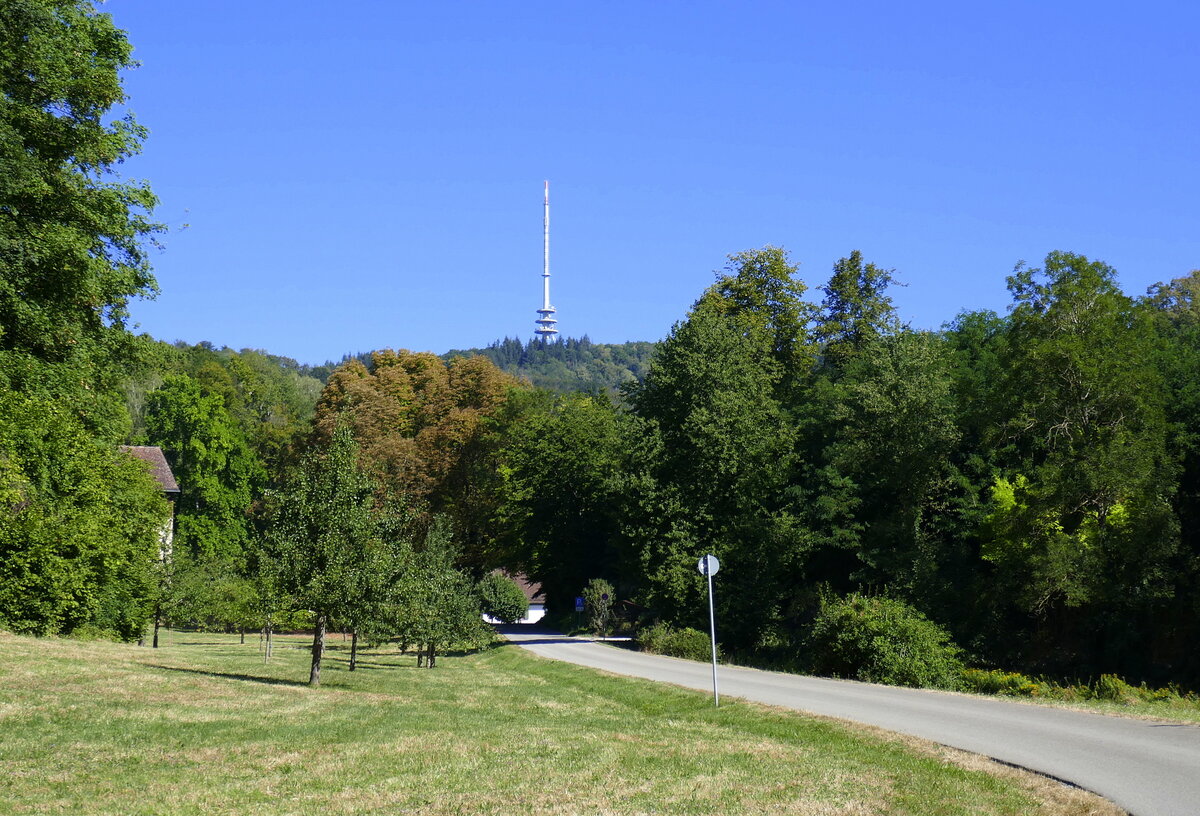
[0, 630, 1121, 816]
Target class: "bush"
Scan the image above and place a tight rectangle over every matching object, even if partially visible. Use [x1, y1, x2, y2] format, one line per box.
[1093, 674, 1138, 705]
[960, 667, 1200, 708]
[960, 668, 1053, 697]
[638, 622, 718, 662]
[582, 578, 614, 637]
[806, 594, 964, 690]
[477, 573, 528, 624]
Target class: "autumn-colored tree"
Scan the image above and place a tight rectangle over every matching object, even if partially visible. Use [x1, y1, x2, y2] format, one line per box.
[311, 350, 525, 571]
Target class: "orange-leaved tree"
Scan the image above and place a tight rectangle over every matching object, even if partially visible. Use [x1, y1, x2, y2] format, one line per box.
[311, 350, 526, 572]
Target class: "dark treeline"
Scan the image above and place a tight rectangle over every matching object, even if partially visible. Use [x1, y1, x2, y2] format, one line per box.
[498, 247, 1200, 688]
[445, 336, 657, 393]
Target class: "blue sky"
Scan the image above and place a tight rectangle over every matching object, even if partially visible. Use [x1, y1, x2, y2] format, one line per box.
[109, 1, 1198, 365]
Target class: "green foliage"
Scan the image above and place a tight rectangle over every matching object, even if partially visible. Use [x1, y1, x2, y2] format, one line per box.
[806, 595, 965, 690]
[0, 0, 160, 403]
[959, 668, 1200, 712]
[267, 425, 380, 622]
[959, 669, 1054, 697]
[637, 622, 717, 662]
[582, 578, 614, 637]
[477, 572, 528, 624]
[816, 250, 901, 376]
[0, 392, 167, 639]
[693, 246, 815, 373]
[626, 250, 801, 644]
[145, 374, 265, 560]
[166, 551, 259, 632]
[445, 336, 657, 394]
[497, 391, 627, 613]
[391, 519, 490, 661]
[129, 342, 322, 474]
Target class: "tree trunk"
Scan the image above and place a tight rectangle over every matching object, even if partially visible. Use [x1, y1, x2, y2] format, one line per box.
[417, 645, 425, 668]
[309, 613, 327, 687]
[152, 604, 161, 649]
[426, 642, 436, 669]
[239, 627, 245, 645]
[264, 618, 273, 663]
[349, 628, 359, 671]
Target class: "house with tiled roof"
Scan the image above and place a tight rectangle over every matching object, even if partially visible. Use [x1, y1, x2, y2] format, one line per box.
[481, 572, 546, 624]
[119, 445, 180, 556]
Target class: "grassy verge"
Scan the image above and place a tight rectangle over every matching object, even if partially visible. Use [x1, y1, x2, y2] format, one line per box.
[0, 629, 1120, 815]
[957, 668, 1200, 724]
[713, 646, 1200, 726]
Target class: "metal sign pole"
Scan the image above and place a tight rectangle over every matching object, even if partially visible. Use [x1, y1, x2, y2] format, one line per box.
[707, 566, 719, 707]
[698, 553, 721, 707]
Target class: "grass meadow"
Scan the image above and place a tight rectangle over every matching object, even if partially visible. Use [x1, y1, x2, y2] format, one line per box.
[0, 629, 1122, 816]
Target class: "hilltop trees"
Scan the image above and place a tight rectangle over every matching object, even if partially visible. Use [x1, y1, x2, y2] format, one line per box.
[445, 337, 657, 393]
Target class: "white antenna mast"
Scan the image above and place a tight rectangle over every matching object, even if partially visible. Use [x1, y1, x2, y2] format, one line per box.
[534, 180, 558, 338]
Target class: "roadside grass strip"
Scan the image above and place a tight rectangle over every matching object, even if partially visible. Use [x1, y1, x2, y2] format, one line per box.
[0, 631, 1120, 815]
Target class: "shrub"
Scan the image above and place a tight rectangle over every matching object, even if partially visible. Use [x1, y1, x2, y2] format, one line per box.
[961, 667, 1200, 708]
[638, 622, 718, 662]
[805, 594, 964, 690]
[582, 578, 614, 637]
[477, 573, 528, 624]
[1093, 674, 1138, 705]
[960, 668, 1053, 697]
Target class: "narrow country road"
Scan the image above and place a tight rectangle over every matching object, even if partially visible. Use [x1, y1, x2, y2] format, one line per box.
[500, 626, 1200, 816]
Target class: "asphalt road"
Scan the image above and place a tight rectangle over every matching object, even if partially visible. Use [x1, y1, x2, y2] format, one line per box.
[500, 626, 1200, 816]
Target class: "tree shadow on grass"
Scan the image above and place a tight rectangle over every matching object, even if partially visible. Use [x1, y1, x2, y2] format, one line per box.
[320, 655, 414, 670]
[166, 641, 239, 647]
[146, 664, 310, 688]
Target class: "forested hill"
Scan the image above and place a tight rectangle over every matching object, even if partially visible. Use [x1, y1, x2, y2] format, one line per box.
[444, 337, 658, 393]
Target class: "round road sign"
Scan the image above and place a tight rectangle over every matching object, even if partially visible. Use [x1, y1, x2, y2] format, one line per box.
[697, 554, 720, 576]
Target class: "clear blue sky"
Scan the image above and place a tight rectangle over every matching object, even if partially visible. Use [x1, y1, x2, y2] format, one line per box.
[109, 0, 1198, 365]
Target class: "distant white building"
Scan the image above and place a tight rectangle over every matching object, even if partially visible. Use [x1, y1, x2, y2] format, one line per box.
[483, 572, 545, 624]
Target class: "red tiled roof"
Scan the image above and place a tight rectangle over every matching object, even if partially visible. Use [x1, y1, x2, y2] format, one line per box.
[119, 446, 180, 494]
[498, 571, 544, 603]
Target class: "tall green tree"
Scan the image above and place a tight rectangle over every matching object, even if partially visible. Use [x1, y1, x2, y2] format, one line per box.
[982, 251, 1175, 674]
[0, 0, 159, 430]
[267, 425, 380, 686]
[826, 330, 962, 592]
[498, 390, 627, 613]
[626, 248, 809, 648]
[1141, 270, 1200, 682]
[145, 374, 265, 561]
[815, 250, 901, 377]
[0, 1, 168, 640]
